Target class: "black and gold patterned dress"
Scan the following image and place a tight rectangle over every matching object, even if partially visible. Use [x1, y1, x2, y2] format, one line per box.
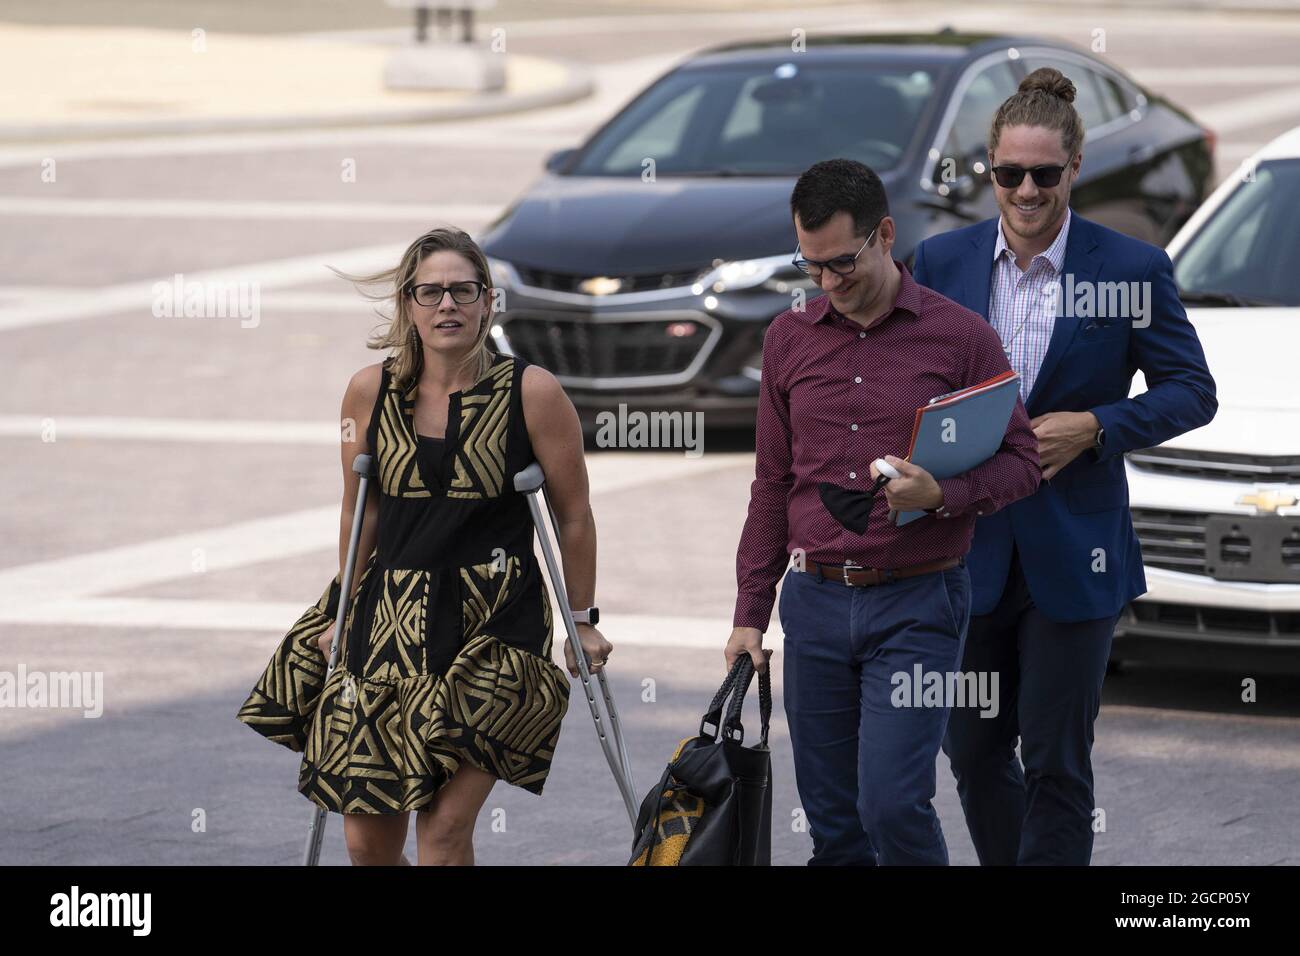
[236, 351, 571, 813]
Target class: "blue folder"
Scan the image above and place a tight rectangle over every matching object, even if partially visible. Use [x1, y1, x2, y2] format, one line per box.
[891, 371, 1021, 527]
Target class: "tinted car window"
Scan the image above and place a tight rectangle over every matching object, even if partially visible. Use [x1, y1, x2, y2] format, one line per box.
[1019, 56, 1113, 130]
[1174, 159, 1300, 306]
[570, 63, 939, 176]
[947, 60, 1020, 158]
[1101, 73, 1136, 114]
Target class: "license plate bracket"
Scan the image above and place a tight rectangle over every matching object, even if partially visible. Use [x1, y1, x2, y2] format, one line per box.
[1203, 514, 1300, 583]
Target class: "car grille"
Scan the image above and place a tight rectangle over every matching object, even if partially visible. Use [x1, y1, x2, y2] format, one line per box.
[514, 266, 703, 295]
[1121, 601, 1300, 644]
[1132, 507, 1208, 574]
[1129, 447, 1300, 481]
[1132, 507, 1300, 580]
[499, 315, 713, 383]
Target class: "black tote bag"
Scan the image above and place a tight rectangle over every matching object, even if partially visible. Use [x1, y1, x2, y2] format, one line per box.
[628, 655, 772, 866]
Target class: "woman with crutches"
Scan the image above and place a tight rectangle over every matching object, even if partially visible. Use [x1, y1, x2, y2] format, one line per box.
[236, 225, 612, 865]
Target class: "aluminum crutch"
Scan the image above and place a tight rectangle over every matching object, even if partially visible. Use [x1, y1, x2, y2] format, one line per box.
[303, 452, 373, 866]
[513, 461, 639, 828]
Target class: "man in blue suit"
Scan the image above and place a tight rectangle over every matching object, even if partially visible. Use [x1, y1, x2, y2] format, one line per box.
[912, 67, 1216, 865]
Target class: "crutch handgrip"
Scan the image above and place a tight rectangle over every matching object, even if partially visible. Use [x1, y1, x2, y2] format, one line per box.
[513, 461, 546, 493]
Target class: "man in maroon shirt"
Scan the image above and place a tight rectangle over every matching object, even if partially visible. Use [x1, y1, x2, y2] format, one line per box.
[724, 160, 1040, 865]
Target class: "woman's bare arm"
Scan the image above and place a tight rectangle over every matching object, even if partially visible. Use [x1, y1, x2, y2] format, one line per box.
[521, 364, 593, 606]
[521, 364, 611, 674]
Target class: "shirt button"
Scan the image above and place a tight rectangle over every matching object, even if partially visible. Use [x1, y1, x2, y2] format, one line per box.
[854, 376, 862, 383]
[859, 332, 866, 338]
[850, 424, 858, 431]
[849, 472, 857, 479]
[977, 510, 984, 516]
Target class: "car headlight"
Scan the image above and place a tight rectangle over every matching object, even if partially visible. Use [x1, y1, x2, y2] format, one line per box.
[486, 257, 518, 289]
[692, 254, 814, 295]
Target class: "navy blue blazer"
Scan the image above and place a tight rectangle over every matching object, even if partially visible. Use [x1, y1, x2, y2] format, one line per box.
[912, 212, 1217, 623]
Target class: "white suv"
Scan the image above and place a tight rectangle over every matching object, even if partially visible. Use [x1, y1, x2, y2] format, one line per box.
[1116, 127, 1300, 671]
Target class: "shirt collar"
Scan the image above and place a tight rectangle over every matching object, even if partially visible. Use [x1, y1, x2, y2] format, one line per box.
[802, 259, 921, 326]
[993, 206, 1071, 273]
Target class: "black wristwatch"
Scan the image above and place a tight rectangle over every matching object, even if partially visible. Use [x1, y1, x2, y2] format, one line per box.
[571, 606, 600, 626]
[1094, 426, 1106, 452]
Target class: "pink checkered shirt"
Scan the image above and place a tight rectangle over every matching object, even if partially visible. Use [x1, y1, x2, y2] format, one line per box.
[989, 207, 1071, 399]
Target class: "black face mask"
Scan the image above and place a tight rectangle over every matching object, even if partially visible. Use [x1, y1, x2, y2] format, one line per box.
[818, 481, 879, 535]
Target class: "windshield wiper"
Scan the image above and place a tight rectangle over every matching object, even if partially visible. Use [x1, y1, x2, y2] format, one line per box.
[1178, 288, 1281, 307]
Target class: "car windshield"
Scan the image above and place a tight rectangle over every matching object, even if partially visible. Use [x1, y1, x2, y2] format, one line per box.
[568, 61, 940, 177]
[1174, 158, 1300, 307]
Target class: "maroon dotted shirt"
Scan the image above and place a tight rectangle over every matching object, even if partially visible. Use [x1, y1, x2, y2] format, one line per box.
[733, 261, 1041, 632]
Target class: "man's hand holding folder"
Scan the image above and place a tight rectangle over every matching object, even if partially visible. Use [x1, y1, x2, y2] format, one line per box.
[819, 370, 1028, 534]
[868, 455, 944, 512]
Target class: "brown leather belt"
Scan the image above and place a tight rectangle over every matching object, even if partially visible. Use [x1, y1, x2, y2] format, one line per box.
[803, 555, 961, 587]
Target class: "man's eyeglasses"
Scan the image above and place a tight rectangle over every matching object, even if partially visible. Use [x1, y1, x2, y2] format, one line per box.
[990, 158, 1074, 189]
[792, 223, 880, 278]
[408, 280, 485, 307]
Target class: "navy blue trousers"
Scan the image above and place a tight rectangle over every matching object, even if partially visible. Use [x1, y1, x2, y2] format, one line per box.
[779, 561, 971, 866]
[941, 547, 1118, 865]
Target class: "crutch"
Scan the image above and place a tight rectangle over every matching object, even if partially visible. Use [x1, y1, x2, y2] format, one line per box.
[303, 452, 374, 866]
[514, 461, 639, 828]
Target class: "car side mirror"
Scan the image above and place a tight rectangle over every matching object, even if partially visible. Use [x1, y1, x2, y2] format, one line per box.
[544, 148, 576, 173]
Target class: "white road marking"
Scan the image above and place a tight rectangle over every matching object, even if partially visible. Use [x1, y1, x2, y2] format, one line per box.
[0, 123, 575, 168]
[1195, 86, 1300, 135]
[0, 197, 501, 223]
[1133, 66, 1300, 85]
[0, 414, 340, 444]
[0, 242, 408, 332]
[0, 506, 340, 604]
[0, 599, 783, 647]
[0, 452, 751, 635]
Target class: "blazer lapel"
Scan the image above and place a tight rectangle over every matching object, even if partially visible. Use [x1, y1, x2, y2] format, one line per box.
[1025, 212, 1102, 412]
[963, 221, 997, 321]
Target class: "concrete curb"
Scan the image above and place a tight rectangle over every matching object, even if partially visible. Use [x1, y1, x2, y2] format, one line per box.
[0, 55, 593, 143]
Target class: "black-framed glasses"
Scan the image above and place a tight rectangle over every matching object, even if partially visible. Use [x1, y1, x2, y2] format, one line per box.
[408, 280, 485, 307]
[792, 222, 880, 278]
[990, 158, 1073, 189]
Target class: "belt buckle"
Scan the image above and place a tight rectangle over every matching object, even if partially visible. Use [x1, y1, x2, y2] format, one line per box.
[842, 560, 863, 586]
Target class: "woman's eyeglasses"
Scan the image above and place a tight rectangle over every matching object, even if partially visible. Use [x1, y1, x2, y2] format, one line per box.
[408, 280, 485, 307]
[990, 159, 1073, 189]
[792, 222, 880, 277]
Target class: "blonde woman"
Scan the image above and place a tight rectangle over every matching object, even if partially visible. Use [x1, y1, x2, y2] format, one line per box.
[238, 226, 612, 865]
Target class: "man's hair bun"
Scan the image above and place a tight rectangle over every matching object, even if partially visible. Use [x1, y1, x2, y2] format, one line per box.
[1018, 67, 1076, 103]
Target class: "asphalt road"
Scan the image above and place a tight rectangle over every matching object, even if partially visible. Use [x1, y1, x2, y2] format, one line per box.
[2, 1, 1299, 866]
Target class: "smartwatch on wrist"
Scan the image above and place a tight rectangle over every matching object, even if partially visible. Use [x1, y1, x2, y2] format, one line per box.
[571, 606, 600, 626]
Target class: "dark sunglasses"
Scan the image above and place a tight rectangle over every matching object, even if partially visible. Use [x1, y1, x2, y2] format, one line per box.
[408, 280, 485, 307]
[792, 221, 881, 277]
[990, 159, 1073, 189]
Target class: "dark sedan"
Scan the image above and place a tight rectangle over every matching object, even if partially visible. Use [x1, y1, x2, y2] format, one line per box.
[480, 32, 1215, 430]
